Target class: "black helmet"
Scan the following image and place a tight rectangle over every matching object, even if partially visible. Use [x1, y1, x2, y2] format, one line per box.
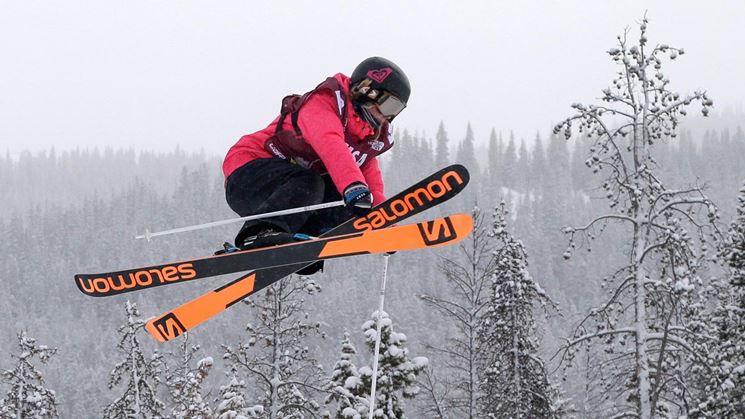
[351, 57, 410, 104]
[350, 57, 410, 128]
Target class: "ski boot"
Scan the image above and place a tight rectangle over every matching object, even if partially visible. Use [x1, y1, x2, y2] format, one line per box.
[241, 229, 324, 275]
[216, 228, 324, 275]
[213, 229, 299, 255]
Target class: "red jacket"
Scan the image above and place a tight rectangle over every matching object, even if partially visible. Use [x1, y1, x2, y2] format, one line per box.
[223, 73, 387, 204]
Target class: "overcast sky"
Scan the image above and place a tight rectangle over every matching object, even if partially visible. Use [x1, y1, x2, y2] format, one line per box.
[1, 1, 743, 157]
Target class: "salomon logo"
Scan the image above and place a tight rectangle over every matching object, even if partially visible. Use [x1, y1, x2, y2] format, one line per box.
[152, 313, 186, 341]
[77, 263, 197, 295]
[418, 216, 457, 245]
[352, 170, 465, 231]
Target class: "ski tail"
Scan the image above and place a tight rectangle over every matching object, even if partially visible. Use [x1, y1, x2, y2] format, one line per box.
[146, 272, 259, 342]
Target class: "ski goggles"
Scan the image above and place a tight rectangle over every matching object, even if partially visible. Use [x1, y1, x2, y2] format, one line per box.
[363, 88, 406, 119]
[374, 91, 407, 119]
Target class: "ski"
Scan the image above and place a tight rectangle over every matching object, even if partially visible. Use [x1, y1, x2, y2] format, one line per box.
[144, 164, 469, 342]
[76, 214, 473, 298]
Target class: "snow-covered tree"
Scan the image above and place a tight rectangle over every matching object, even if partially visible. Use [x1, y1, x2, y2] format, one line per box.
[164, 334, 214, 419]
[691, 181, 745, 417]
[529, 132, 547, 192]
[0, 331, 59, 418]
[478, 202, 562, 418]
[456, 123, 479, 178]
[103, 301, 165, 418]
[222, 276, 326, 418]
[501, 132, 517, 190]
[435, 121, 450, 168]
[215, 372, 263, 419]
[554, 16, 718, 419]
[487, 129, 501, 182]
[323, 332, 366, 419]
[418, 208, 495, 418]
[355, 311, 427, 419]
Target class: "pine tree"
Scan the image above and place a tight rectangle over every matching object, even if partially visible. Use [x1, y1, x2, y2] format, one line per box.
[554, 16, 717, 419]
[570, 135, 589, 191]
[355, 311, 427, 419]
[103, 301, 165, 419]
[164, 334, 214, 419]
[0, 331, 59, 418]
[691, 181, 745, 417]
[477, 202, 562, 418]
[544, 132, 571, 194]
[487, 128, 501, 182]
[483, 129, 503, 207]
[214, 373, 263, 419]
[456, 123, 479, 178]
[529, 132, 546, 192]
[323, 332, 366, 418]
[501, 132, 517, 190]
[435, 121, 450, 168]
[222, 276, 326, 418]
[515, 138, 530, 191]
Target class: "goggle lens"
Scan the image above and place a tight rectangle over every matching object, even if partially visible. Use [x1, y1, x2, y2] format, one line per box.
[375, 93, 406, 119]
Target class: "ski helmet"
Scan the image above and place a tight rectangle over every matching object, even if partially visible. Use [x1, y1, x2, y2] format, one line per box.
[350, 57, 410, 128]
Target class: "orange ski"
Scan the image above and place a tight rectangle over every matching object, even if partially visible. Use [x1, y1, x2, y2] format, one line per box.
[143, 214, 473, 342]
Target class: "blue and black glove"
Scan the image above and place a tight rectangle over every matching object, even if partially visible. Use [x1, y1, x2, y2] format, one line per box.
[343, 183, 373, 216]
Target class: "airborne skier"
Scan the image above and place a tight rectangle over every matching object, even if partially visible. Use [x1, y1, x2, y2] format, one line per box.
[74, 58, 479, 343]
[222, 56, 411, 274]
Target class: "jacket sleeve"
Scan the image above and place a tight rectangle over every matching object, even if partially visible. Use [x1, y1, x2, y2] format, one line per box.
[296, 90, 368, 196]
[361, 157, 385, 205]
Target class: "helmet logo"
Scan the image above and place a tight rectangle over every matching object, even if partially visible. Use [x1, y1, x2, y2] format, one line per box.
[367, 68, 393, 83]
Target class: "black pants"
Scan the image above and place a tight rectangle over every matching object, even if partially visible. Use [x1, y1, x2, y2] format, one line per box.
[225, 158, 353, 244]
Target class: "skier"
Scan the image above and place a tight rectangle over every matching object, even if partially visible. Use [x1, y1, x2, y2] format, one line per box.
[221, 56, 410, 273]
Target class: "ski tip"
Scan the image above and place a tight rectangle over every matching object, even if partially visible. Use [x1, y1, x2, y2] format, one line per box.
[145, 320, 167, 343]
[74, 274, 101, 297]
[444, 163, 470, 181]
[145, 313, 186, 343]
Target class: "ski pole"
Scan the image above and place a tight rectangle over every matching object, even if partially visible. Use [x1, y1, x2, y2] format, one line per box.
[135, 200, 345, 241]
[369, 253, 390, 419]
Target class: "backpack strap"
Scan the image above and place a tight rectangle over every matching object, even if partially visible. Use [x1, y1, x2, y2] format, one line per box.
[274, 77, 347, 138]
[275, 94, 304, 137]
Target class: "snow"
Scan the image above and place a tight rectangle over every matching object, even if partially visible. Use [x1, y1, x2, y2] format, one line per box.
[722, 378, 735, 390]
[26, 391, 43, 403]
[674, 278, 694, 292]
[197, 357, 214, 368]
[733, 364, 745, 375]
[390, 332, 406, 344]
[411, 357, 429, 368]
[342, 406, 360, 418]
[344, 376, 362, 389]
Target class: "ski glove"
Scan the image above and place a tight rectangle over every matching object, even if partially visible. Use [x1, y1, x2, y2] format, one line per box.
[343, 183, 373, 216]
